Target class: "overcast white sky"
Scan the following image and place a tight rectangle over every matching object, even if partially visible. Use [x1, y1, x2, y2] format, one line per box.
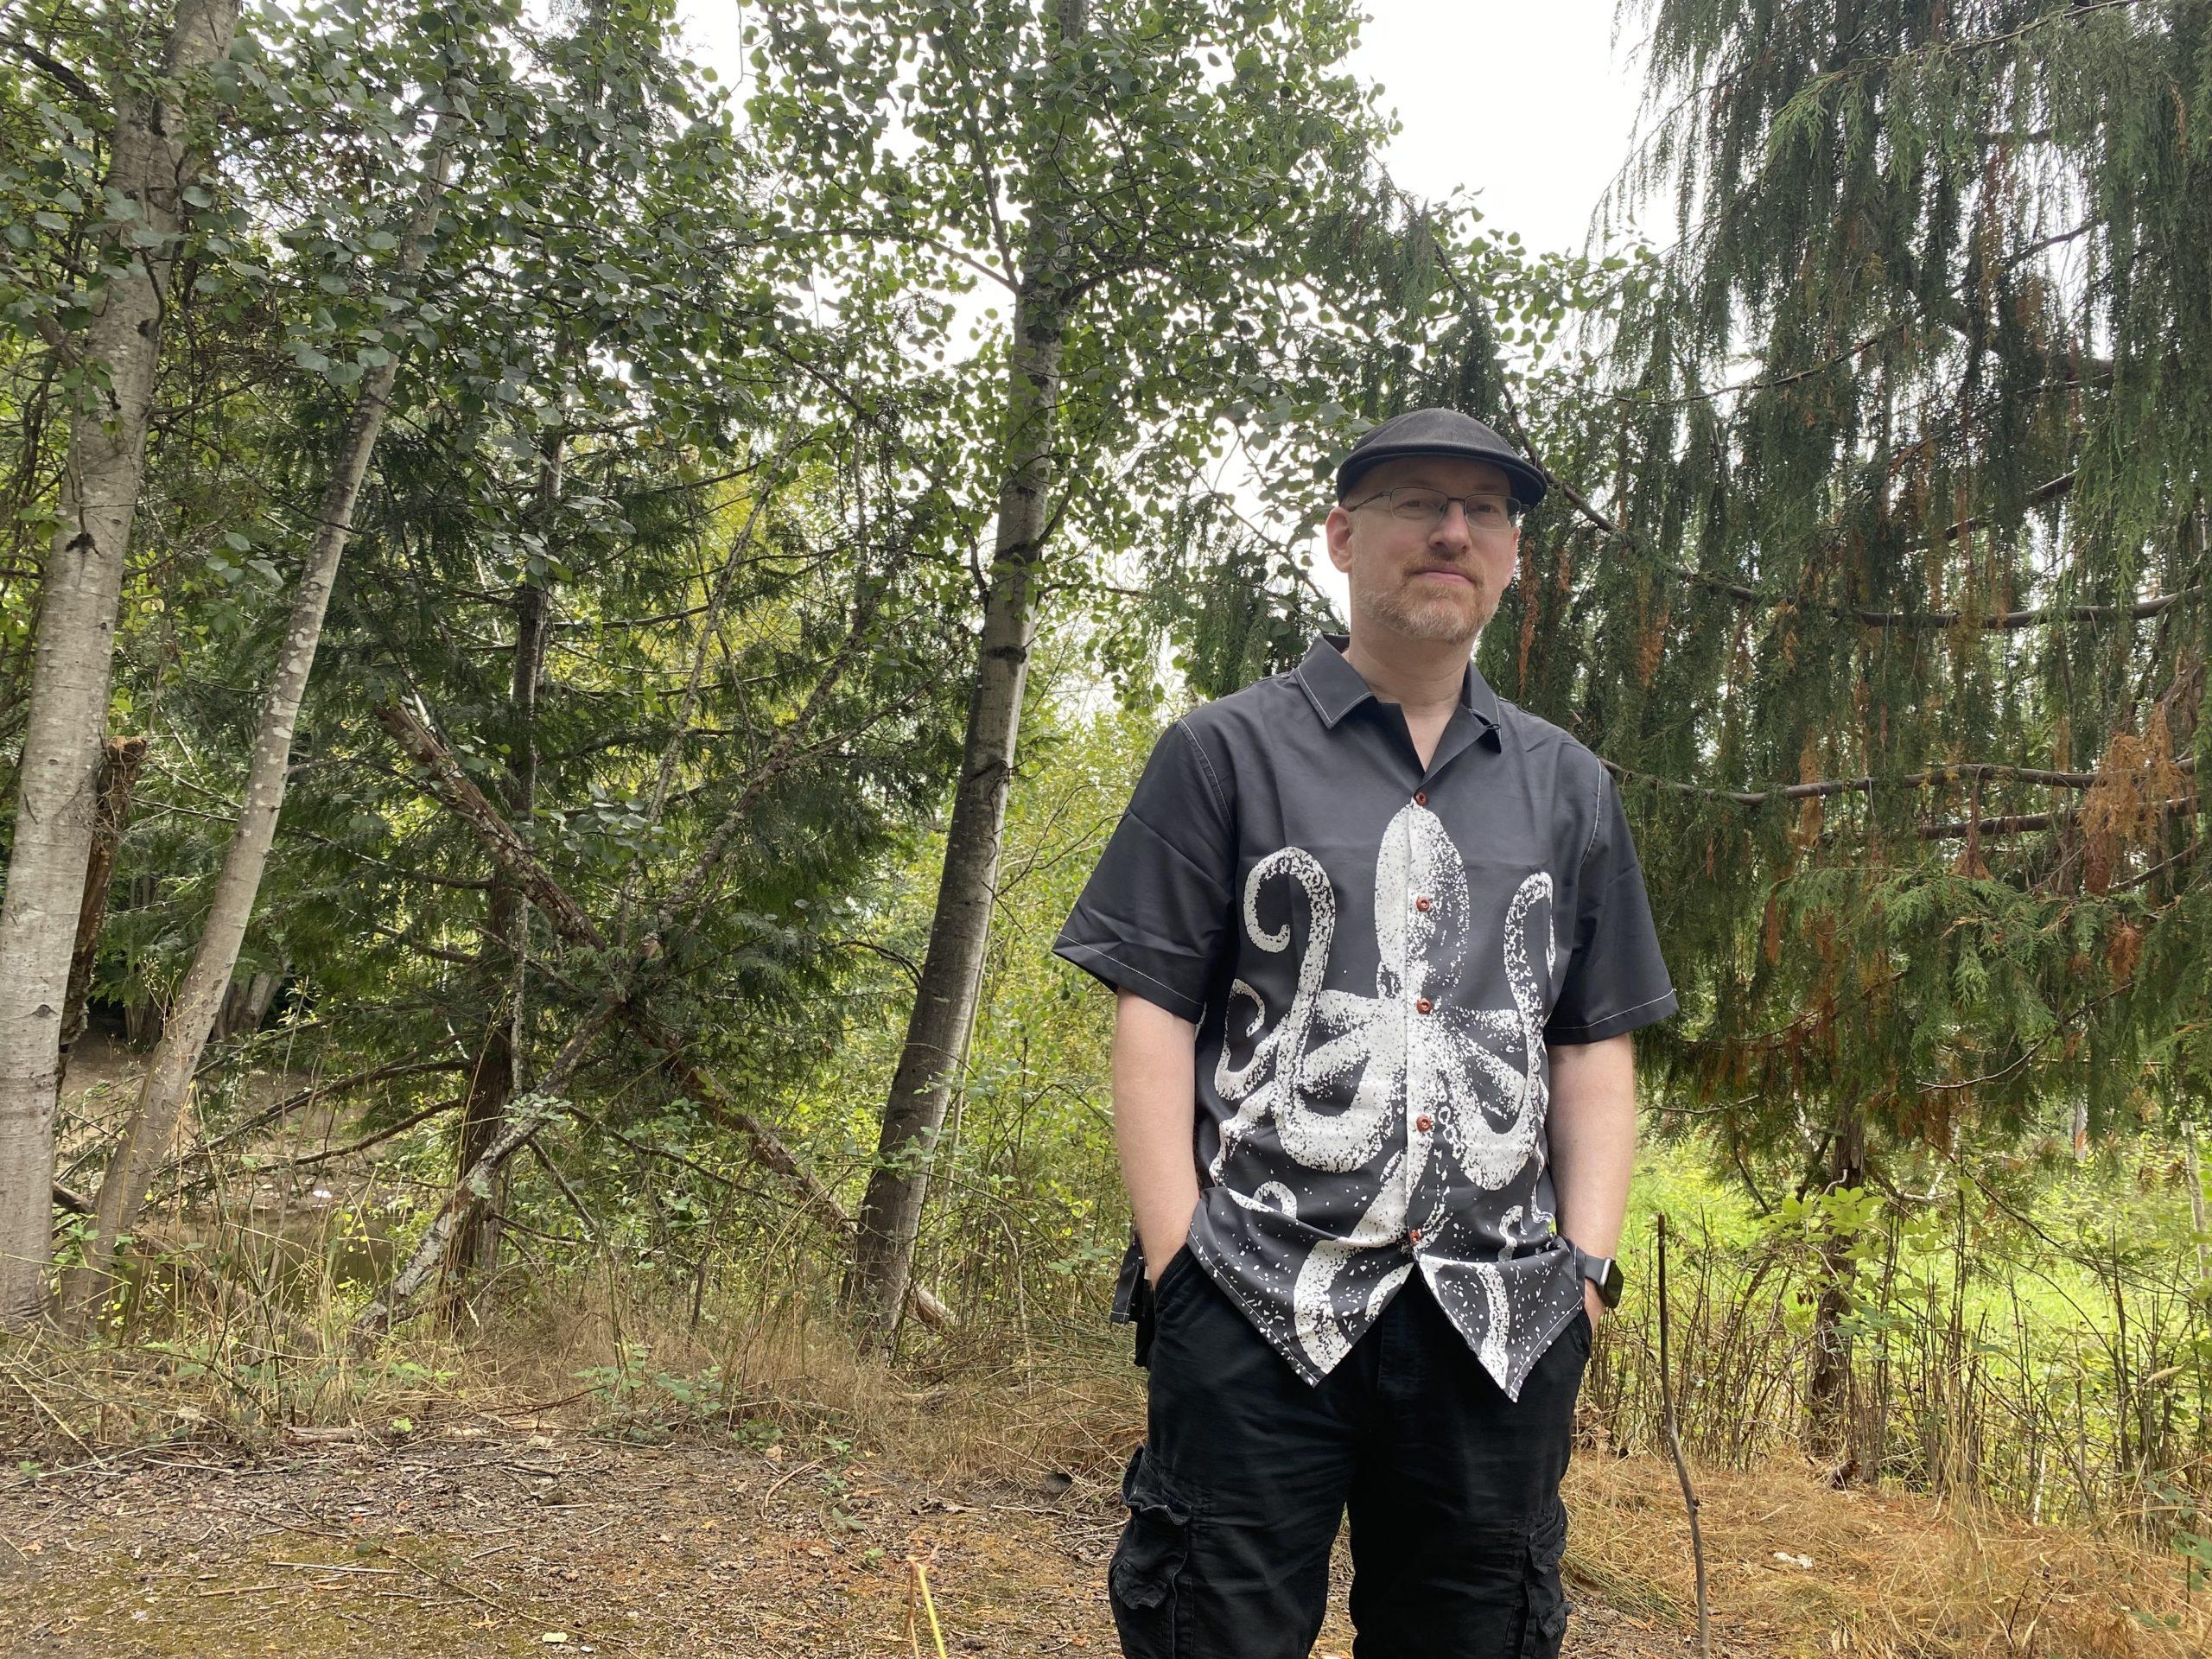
[1348, 3, 1649, 259]
[677, 1, 1656, 617]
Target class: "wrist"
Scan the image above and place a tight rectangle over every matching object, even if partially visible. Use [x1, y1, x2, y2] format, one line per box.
[1565, 1236, 1625, 1310]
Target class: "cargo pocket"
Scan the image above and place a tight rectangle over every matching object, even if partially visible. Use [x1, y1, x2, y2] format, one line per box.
[1108, 1444, 1193, 1658]
[1518, 1497, 1573, 1658]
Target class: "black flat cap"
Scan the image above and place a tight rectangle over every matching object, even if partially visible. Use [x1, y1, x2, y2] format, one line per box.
[1334, 407, 1548, 508]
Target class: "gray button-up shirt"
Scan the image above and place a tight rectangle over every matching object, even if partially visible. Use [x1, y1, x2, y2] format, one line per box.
[1052, 632, 1678, 1402]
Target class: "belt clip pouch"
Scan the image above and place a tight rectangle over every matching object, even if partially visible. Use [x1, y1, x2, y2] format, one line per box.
[1131, 1259, 1159, 1368]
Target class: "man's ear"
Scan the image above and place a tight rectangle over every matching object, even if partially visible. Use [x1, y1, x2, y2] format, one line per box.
[1324, 504, 1354, 574]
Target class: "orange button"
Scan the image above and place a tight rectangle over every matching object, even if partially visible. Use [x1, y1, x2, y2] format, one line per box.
[1414, 896, 1432, 912]
[1414, 1115, 1433, 1132]
[1408, 1228, 1422, 1243]
[1413, 790, 1427, 806]
[1415, 997, 1433, 1014]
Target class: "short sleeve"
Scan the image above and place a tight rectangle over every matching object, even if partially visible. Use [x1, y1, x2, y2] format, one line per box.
[1541, 766, 1678, 1046]
[1052, 719, 1234, 1023]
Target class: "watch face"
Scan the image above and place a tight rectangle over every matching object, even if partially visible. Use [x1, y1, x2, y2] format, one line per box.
[1600, 1258, 1625, 1307]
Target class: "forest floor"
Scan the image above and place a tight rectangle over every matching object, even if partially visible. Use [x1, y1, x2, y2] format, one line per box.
[1, 1403, 2200, 1659]
[12, 1039, 2205, 1656]
[0, 1414, 1805, 1659]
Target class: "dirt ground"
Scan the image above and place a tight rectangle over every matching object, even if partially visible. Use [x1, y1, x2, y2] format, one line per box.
[0, 1421, 1784, 1658]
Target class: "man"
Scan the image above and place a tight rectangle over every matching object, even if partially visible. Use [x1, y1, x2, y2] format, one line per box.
[1052, 407, 1677, 1657]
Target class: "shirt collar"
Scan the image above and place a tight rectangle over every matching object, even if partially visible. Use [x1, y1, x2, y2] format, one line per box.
[1293, 632, 1504, 736]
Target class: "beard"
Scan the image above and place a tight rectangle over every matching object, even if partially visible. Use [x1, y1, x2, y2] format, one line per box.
[1353, 565, 1496, 644]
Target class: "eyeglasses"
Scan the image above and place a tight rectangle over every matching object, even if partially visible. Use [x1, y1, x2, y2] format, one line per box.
[1349, 486, 1526, 533]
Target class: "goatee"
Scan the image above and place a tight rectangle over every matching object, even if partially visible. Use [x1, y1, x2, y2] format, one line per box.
[1355, 570, 1494, 644]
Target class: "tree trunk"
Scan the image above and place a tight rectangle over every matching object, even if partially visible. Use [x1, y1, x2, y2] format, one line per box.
[842, 0, 1088, 1346]
[2184, 1120, 2209, 1295]
[1805, 1099, 1866, 1473]
[56, 106, 461, 1332]
[0, 0, 241, 1325]
[446, 567, 550, 1285]
[58, 735, 152, 1073]
[213, 963, 285, 1040]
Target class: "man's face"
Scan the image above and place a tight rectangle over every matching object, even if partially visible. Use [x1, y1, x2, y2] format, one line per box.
[1324, 455, 1522, 647]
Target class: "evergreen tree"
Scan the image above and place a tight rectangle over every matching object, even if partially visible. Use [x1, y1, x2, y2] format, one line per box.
[1508, 0, 2208, 1461]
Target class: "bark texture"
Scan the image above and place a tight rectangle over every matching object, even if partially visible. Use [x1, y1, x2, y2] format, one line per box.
[1804, 1101, 1867, 1475]
[842, 0, 1089, 1345]
[0, 0, 240, 1324]
[59, 735, 151, 1067]
[56, 105, 461, 1329]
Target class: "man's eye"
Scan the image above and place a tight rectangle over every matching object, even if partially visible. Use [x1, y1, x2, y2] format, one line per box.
[1393, 492, 1445, 518]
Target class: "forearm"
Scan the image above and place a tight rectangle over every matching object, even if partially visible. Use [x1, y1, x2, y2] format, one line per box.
[1546, 1032, 1637, 1258]
[1112, 988, 1202, 1279]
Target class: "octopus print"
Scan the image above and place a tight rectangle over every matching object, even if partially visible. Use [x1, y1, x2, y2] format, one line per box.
[1211, 799, 1555, 1374]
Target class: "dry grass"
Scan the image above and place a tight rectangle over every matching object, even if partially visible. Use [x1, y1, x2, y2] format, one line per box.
[6, 1270, 2207, 1658]
[1566, 1450, 2209, 1657]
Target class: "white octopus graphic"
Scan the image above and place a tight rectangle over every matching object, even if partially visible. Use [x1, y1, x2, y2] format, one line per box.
[1211, 800, 1554, 1372]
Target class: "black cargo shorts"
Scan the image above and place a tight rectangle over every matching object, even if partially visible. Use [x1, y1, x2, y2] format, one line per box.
[1108, 1243, 1590, 1658]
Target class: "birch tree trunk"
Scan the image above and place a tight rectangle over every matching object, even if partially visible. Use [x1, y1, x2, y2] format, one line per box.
[56, 105, 462, 1330]
[842, 0, 1087, 1345]
[0, 0, 241, 1325]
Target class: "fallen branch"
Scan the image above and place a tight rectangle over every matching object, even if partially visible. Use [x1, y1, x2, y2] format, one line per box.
[348, 1004, 613, 1349]
[1656, 1212, 1713, 1659]
[248, 1095, 464, 1174]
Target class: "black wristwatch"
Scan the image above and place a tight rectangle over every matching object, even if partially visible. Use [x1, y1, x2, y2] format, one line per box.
[1571, 1242, 1624, 1310]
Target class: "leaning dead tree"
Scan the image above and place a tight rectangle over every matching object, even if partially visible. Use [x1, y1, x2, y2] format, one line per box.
[349, 1001, 616, 1345]
[361, 677, 955, 1335]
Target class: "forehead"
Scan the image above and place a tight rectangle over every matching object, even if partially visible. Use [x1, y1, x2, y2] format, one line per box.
[1351, 454, 1514, 497]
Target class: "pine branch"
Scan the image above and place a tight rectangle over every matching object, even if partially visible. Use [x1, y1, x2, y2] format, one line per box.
[1604, 753, 2198, 809]
[1916, 794, 2198, 843]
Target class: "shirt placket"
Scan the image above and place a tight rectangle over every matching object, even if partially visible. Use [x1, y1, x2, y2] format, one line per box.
[1402, 790, 1433, 1250]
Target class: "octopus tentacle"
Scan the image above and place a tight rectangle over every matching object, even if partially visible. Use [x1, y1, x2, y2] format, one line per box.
[1443, 872, 1554, 1189]
[1210, 979, 1279, 1179]
[1293, 1151, 1409, 1371]
[1471, 1259, 1510, 1378]
[1209, 850, 1335, 1181]
[1244, 847, 1335, 1145]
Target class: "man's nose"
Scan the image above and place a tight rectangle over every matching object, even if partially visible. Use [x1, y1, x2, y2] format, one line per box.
[1428, 503, 1477, 553]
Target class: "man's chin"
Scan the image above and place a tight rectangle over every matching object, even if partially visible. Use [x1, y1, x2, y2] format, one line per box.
[1365, 594, 1486, 645]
